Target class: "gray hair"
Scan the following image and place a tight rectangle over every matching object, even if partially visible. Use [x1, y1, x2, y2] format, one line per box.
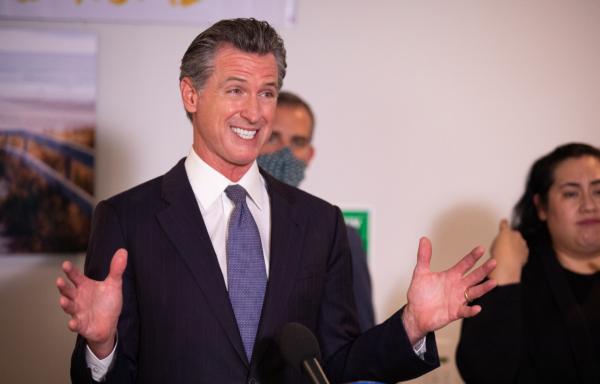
[180, 18, 287, 121]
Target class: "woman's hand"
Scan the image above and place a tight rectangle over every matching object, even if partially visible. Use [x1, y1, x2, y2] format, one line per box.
[489, 220, 528, 285]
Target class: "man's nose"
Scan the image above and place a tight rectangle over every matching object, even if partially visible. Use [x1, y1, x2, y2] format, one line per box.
[240, 96, 260, 123]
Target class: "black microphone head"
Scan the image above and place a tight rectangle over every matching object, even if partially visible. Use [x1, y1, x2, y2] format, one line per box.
[277, 322, 322, 372]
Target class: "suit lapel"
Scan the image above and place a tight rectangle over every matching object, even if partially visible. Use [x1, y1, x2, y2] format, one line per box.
[253, 174, 306, 363]
[156, 160, 249, 367]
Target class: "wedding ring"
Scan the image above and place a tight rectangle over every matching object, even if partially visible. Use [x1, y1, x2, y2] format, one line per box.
[464, 289, 473, 304]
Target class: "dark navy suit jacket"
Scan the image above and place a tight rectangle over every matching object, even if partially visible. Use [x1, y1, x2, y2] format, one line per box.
[346, 226, 375, 332]
[71, 159, 439, 383]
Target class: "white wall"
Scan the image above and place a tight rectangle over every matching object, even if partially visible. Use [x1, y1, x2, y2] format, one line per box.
[1, 1, 599, 382]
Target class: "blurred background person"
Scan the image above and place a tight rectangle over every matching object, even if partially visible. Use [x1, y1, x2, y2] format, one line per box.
[456, 142, 600, 383]
[258, 91, 376, 332]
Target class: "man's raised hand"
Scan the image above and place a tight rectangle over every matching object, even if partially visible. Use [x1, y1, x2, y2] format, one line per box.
[56, 249, 127, 358]
[402, 237, 497, 345]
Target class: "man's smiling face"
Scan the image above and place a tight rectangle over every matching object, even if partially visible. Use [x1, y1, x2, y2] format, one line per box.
[181, 44, 279, 180]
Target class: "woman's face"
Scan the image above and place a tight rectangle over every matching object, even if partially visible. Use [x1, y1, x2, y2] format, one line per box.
[536, 155, 600, 259]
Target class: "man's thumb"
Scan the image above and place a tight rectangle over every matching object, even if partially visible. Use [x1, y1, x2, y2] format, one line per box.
[415, 236, 432, 271]
[108, 248, 128, 282]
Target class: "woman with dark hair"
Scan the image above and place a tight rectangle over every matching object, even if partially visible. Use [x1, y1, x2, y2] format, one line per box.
[456, 143, 600, 383]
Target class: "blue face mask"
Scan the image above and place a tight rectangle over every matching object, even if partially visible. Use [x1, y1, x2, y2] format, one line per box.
[257, 147, 306, 187]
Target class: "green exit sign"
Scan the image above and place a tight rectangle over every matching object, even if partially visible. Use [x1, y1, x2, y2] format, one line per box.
[342, 209, 369, 254]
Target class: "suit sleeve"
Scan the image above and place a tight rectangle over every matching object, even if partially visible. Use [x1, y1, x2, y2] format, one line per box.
[321, 208, 439, 383]
[456, 283, 524, 383]
[70, 200, 139, 384]
[346, 225, 375, 332]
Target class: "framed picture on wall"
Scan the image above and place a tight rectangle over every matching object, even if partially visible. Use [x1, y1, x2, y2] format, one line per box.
[0, 28, 96, 254]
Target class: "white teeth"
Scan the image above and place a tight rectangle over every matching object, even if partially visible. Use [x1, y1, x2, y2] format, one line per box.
[231, 126, 257, 140]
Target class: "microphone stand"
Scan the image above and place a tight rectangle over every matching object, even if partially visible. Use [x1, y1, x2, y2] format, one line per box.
[302, 358, 330, 384]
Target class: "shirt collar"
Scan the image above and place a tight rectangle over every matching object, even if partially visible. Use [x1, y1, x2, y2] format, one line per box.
[184, 148, 266, 211]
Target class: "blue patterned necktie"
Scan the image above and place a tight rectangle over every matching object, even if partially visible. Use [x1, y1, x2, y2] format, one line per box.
[225, 185, 267, 361]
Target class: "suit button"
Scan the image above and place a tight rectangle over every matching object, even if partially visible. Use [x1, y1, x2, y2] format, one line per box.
[248, 378, 258, 384]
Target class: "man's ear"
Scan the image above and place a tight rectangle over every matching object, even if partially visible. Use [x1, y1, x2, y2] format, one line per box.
[180, 77, 198, 114]
[305, 145, 315, 166]
[533, 194, 547, 221]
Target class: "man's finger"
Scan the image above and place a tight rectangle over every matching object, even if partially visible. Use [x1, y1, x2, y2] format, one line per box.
[56, 277, 76, 300]
[450, 245, 485, 275]
[107, 248, 128, 283]
[68, 318, 80, 333]
[62, 261, 85, 287]
[59, 296, 76, 315]
[415, 237, 432, 272]
[499, 219, 509, 231]
[459, 304, 482, 319]
[463, 258, 497, 287]
[465, 279, 497, 301]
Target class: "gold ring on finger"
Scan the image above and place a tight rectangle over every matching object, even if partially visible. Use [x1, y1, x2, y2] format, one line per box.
[464, 289, 473, 304]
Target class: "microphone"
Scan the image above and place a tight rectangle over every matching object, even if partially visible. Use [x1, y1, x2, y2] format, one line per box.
[278, 322, 331, 384]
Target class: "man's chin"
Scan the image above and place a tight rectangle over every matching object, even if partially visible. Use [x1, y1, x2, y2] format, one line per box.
[230, 147, 261, 165]
[224, 155, 259, 171]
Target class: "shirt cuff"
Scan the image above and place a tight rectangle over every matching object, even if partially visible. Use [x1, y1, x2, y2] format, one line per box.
[412, 336, 427, 360]
[85, 340, 117, 382]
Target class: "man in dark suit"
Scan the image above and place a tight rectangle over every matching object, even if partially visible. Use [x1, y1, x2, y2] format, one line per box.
[257, 90, 376, 332]
[57, 18, 497, 383]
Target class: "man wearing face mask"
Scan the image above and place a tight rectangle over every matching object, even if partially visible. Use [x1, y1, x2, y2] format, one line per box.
[258, 91, 376, 332]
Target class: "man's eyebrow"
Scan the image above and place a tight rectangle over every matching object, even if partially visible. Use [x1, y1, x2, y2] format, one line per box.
[291, 134, 310, 140]
[263, 80, 278, 88]
[223, 76, 247, 83]
[224, 76, 277, 87]
[221, 77, 277, 89]
[591, 179, 600, 186]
